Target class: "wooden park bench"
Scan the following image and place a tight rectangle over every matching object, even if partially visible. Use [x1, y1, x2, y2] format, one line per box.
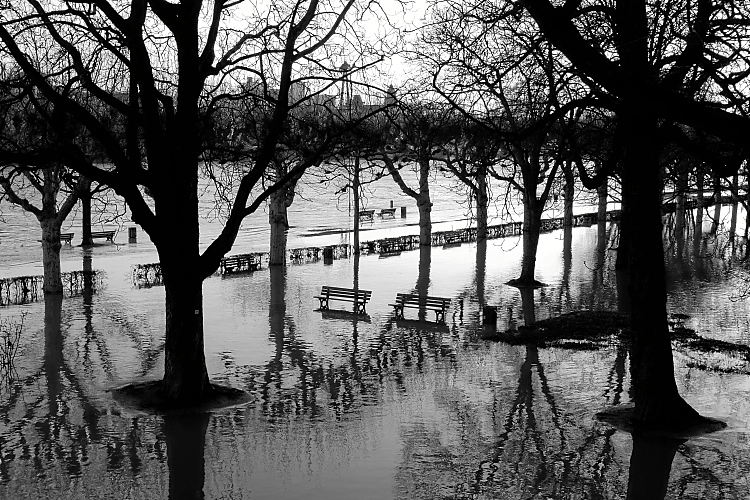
[379, 207, 396, 219]
[358, 209, 375, 222]
[91, 230, 116, 242]
[60, 233, 74, 245]
[389, 293, 452, 324]
[315, 285, 372, 315]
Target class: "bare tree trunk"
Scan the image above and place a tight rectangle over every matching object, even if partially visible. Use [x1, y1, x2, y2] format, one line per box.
[158, 165, 211, 402]
[616, 197, 629, 270]
[518, 197, 542, 284]
[40, 218, 63, 294]
[711, 174, 722, 235]
[417, 196, 432, 246]
[563, 161, 575, 227]
[674, 165, 688, 244]
[417, 158, 432, 246]
[729, 174, 739, 239]
[597, 181, 608, 256]
[476, 170, 488, 242]
[416, 245, 431, 321]
[353, 157, 360, 255]
[162, 275, 211, 402]
[269, 188, 289, 266]
[79, 177, 93, 247]
[621, 104, 703, 428]
[695, 166, 704, 229]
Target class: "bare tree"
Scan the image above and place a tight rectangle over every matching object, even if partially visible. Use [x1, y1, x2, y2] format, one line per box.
[0, 0, 397, 404]
[418, 0, 588, 285]
[520, 0, 750, 428]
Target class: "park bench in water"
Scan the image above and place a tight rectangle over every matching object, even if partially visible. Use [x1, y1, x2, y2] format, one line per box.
[60, 233, 74, 245]
[389, 293, 451, 324]
[358, 209, 375, 223]
[379, 207, 396, 219]
[315, 285, 372, 314]
[91, 230, 116, 242]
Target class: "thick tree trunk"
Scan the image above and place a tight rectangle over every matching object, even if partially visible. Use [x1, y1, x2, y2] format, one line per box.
[695, 167, 704, 229]
[616, 197, 629, 270]
[417, 157, 432, 246]
[40, 218, 63, 294]
[563, 165, 575, 228]
[518, 197, 541, 284]
[597, 179, 608, 224]
[417, 195, 432, 246]
[269, 188, 289, 266]
[157, 164, 211, 402]
[476, 172, 489, 242]
[162, 274, 211, 402]
[621, 105, 702, 428]
[729, 174, 739, 239]
[475, 239, 486, 305]
[81, 191, 93, 246]
[416, 245, 432, 321]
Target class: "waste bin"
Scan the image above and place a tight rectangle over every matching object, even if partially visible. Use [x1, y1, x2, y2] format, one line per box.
[483, 305, 498, 325]
[323, 246, 334, 265]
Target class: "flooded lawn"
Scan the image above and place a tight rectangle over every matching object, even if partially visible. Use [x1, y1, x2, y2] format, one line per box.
[1, 224, 749, 499]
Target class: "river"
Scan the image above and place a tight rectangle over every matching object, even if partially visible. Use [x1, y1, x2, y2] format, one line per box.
[0, 177, 748, 499]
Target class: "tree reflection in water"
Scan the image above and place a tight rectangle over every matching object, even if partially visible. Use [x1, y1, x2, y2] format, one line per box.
[164, 412, 209, 500]
[0, 223, 748, 498]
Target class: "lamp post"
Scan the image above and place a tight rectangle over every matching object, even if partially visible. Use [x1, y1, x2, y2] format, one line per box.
[339, 62, 361, 257]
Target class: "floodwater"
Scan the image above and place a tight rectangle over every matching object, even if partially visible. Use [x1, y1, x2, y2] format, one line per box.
[1, 182, 750, 499]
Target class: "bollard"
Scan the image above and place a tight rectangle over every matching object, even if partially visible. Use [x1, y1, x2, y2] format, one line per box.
[483, 305, 498, 325]
[323, 246, 334, 265]
[401, 206, 407, 218]
[128, 227, 137, 242]
[390, 200, 394, 208]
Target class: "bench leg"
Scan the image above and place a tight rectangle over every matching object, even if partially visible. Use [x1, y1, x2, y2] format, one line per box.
[318, 298, 329, 310]
[393, 305, 404, 319]
[436, 309, 446, 324]
[356, 302, 366, 315]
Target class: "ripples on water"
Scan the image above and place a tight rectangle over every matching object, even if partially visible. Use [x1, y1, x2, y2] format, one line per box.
[1, 210, 750, 498]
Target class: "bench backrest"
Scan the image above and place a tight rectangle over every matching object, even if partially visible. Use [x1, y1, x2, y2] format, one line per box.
[395, 293, 451, 308]
[321, 286, 372, 301]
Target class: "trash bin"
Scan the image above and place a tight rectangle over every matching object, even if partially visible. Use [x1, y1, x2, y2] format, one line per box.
[323, 246, 334, 265]
[128, 227, 137, 242]
[483, 305, 498, 325]
[401, 206, 407, 218]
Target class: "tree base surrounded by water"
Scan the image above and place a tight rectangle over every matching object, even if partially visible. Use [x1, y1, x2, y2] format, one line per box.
[110, 380, 252, 415]
[506, 278, 547, 288]
[596, 403, 727, 438]
[490, 310, 629, 349]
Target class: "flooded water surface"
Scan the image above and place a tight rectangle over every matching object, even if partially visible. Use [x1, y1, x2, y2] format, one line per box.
[1, 196, 750, 498]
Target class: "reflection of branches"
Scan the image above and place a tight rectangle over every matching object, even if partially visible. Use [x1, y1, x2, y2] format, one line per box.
[0, 313, 25, 389]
